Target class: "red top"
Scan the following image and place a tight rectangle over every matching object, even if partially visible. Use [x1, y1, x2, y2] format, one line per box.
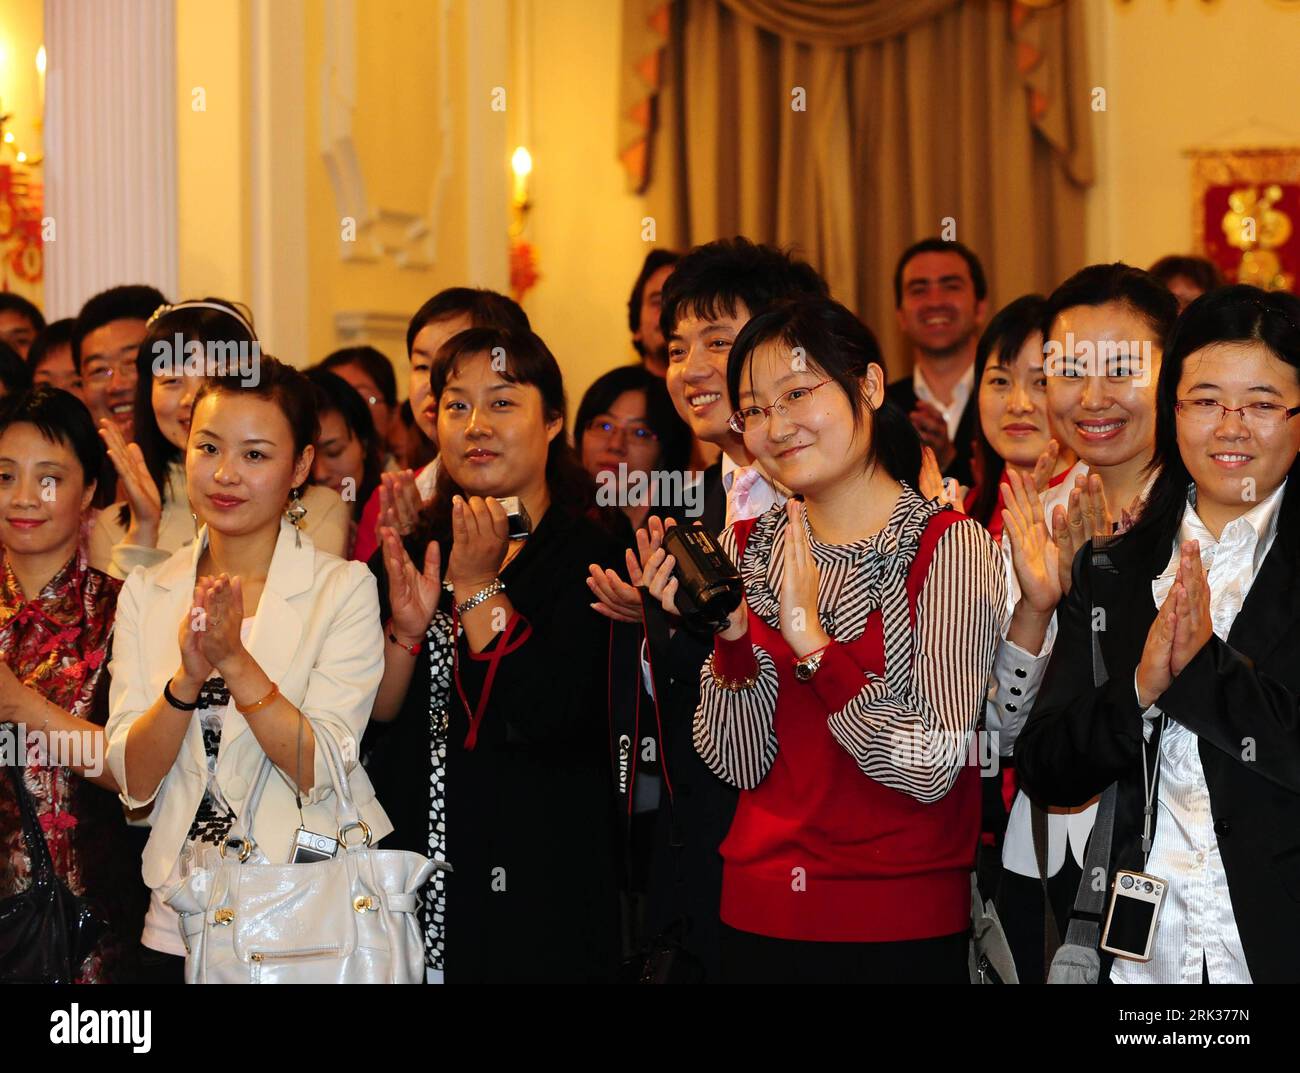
[352, 462, 435, 563]
[711, 511, 980, 943]
[965, 463, 1075, 541]
[353, 485, 383, 563]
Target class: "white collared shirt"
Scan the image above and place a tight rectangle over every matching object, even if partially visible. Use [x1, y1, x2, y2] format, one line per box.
[1111, 480, 1286, 984]
[415, 457, 440, 501]
[912, 362, 975, 444]
[721, 452, 785, 527]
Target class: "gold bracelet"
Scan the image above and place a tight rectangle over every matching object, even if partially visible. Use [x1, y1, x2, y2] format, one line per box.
[235, 682, 280, 716]
[707, 654, 758, 692]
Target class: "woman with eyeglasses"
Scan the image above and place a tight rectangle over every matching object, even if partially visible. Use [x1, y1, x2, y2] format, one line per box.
[305, 367, 385, 558]
[318, 346, 403, 473]
[1019, 285, 1300, 983]
[639, 297, 1005, 982]
[573, 366, 693, 961]
[575, 365, 693, 532]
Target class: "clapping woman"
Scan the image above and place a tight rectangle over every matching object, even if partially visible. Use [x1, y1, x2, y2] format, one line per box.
[643, 297, 1006, 982]
[367, 327, 623, 983]
[89, 300, 348, 578]
[1018, 285, 1300, 983]
[0, 388, 146, 982]
[104, 357, 391, 983]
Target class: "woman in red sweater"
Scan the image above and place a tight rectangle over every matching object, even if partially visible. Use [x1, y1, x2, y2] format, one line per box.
[643, 297, 1006, 982]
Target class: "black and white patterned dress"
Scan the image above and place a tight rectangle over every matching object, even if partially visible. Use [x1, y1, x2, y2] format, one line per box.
[141, 618, 253, 956]
[422, 596, 457, 975]
[183, 677, 239, 849]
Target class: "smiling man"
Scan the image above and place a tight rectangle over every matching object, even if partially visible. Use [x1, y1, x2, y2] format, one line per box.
[661, 238, 830, 530]
[888, 238, 989, 488]
[73, 284, 168, 442]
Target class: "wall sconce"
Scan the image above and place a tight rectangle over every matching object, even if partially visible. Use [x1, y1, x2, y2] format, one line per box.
[509, 146, 538, 302]
[0, 42, 47, 284]
[0, 42, 45, 167]
[510, 146, 532, 233]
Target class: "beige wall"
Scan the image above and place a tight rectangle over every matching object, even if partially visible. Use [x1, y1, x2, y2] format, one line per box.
[1084, 0, 1300, 270]
[521, 0, 653, 421]
[176, 0, 251, 309]
[0, 0, 46, 309]
[175, 0, 509, 382]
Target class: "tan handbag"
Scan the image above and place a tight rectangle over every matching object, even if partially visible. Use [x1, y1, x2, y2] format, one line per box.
[165, 729, 438, 984]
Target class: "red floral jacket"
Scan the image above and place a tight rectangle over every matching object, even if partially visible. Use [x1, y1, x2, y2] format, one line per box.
[0, 550, 123, 981]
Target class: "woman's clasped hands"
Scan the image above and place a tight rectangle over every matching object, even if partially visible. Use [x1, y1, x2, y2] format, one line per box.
[1135, 540, 1214, 708]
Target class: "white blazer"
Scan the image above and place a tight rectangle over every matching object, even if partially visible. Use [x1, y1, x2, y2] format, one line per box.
[106, 517, 393, 890]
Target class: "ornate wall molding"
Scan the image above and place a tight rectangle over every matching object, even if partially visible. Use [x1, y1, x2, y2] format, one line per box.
[319, 0, 453, 269]
[333, 309, 410, 347]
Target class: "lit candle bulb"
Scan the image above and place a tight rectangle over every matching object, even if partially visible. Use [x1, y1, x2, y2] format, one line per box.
[511, 146, 532, 207]
[36, 46, 46, 113]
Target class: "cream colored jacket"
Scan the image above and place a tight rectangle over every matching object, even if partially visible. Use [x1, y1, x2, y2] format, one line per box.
[105, 517, 392, 890]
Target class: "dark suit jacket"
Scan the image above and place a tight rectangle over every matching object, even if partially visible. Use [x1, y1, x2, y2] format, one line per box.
[1016, 476, 1300, 983]
[643, 461, 739, 979]
[886, 376, 977, 488]
[365, 504, 624, 982]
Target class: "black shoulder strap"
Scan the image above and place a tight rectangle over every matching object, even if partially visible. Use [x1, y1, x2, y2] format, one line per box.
[1059, 546, 1119, 946]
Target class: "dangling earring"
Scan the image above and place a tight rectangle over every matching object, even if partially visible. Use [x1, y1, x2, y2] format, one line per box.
[285, 486, 308, 548]
[191, 511, 200, 538]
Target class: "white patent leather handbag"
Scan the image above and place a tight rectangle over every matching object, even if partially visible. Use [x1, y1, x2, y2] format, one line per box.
[165, 729, 438, 984]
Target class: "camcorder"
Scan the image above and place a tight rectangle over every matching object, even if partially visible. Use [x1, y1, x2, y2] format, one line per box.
[662, 522, 744, 634]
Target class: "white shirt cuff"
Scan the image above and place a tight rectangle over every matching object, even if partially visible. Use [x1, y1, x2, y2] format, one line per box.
[1133, 671, 1162, 742]
[640, 638, 656, 700]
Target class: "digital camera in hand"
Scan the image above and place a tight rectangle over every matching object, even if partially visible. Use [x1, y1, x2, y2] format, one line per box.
[496, 496, 532, 540]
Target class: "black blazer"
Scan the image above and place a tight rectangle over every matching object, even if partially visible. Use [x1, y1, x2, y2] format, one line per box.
[1016, 477, 1300, 983]
[886, 376, 978, 488]
[643, 461, 739, 978]
[365, 503, 625, 982]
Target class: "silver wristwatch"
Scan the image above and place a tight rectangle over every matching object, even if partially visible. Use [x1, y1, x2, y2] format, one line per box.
[794, 648, 826, 682]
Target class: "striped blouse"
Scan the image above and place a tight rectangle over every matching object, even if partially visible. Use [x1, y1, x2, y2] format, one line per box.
[693, 487, 1007, 803]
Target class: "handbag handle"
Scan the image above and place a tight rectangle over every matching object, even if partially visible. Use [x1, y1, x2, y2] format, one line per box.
[224, 720, 362, 859]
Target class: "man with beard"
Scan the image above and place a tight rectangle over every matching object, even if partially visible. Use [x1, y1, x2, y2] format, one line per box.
[889, 238, 989, 489]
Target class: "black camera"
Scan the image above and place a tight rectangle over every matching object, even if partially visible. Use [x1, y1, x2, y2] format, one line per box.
[662, 523, 744, 634]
